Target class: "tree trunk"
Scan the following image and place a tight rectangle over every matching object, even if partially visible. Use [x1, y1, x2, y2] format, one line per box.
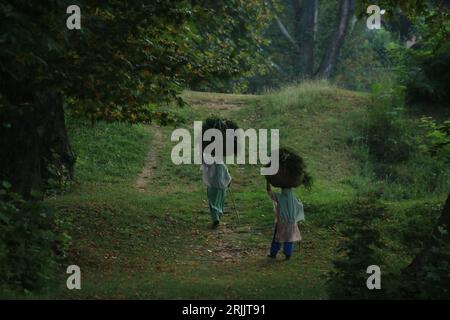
[316, 0, 354, 79]
[313, 0, 319, 42]
[292, 0, 317, 77]
[0, 87, 75, 199]
[274, 13, 301, 53]
[438, 192, 450, 236]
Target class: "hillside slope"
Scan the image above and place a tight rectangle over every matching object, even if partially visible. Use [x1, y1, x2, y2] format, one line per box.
[38, 82, 443, 299]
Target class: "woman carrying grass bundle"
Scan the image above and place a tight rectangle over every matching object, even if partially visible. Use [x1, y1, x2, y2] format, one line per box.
[266, 182, 304, 260]
[265, 148, 311, 260]
[202, 162, 231, 228]
[201, 117, 238, 229]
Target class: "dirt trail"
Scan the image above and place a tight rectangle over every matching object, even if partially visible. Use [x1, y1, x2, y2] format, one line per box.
[199, 224, 267, 262]
[135, 127, 163, 192]
[134, 108, 265, 262]
[188, 100, 243, 110]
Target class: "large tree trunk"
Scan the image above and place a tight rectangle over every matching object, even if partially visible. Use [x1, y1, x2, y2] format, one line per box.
[292, 0, 317, 77]
[0, 86, 75, 199]
[316, 0, 354, 79]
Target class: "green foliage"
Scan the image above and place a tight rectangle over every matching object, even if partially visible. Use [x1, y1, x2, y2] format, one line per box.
[324, 193, 442, 300]
[346, 82, 450, 200]
[356, 0, 450, 104]
[384, 202, 440, 254]
[419, 117, 450, 161]
[186, 1, 272, 93]
[366, 83, 413, 164]
[0, 1, 272, 122]
[398, 206, 450, 299]
[388, 37, 450, 104]
[247, 0, 345, 92]
[411, 236, 450, 299]
[327, 198, 387, 299]
[0, 183, 70, 292]
[246, 0, 401, 93]
[377, 1, 450, 104]
[335, 25, 395, 91]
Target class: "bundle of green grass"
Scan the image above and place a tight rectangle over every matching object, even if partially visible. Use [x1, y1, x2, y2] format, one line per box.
[266, 148, 312, 189]
[202, 117, 239, 156]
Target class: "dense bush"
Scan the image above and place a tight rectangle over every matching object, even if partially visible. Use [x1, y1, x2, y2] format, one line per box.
[400, 214, 450, 299]
[345, 82, 450, 200]
[408, 239, 450, 299]
[386, 18, 450, 105]
[327, 198, 387, 299]
[419, 117, 450, 162]
[334, 25, 394, 91]
[327, 193, 450, 299]
[0, 182, 70, 292]
[366, 83, 414, 165]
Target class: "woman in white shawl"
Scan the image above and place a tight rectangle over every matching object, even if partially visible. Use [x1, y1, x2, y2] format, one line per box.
[202, 162, 232, 228]
[266, 181, 304, 260]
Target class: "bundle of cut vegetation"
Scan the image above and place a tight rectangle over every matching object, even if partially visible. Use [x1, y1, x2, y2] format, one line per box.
[266, 148, 312, 189]
[202, 117, 239, 157]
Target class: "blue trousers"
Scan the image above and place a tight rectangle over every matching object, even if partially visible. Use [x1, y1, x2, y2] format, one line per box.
[270, 241, 294, 257]
[270, 224, 294, 257]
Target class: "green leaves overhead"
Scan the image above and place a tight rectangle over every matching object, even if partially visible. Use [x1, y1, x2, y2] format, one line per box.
[0, 1, 272, 123]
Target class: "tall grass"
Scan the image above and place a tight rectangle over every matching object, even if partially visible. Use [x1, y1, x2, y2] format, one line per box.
[344, 82, 450, 200]
[264, 80, 342, 111]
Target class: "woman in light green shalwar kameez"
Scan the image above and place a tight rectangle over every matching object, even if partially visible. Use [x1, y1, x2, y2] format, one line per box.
[202, 162, 232, 228]
[266, 181, 304, 260]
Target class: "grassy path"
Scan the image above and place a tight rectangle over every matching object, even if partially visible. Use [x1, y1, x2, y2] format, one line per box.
[135, 128, 163, 192]
[43, 84, 381, 299]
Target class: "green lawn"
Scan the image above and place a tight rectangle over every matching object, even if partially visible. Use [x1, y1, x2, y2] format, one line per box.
[38, 82, 445, 299]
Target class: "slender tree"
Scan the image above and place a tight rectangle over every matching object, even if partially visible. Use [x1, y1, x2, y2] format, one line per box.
[316, 0, 354, 78]
[293, 0, 318, 77]
[269, 0, 354, 79]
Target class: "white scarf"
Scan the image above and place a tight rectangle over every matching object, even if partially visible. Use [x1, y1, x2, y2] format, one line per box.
[201, 163, 231, 189]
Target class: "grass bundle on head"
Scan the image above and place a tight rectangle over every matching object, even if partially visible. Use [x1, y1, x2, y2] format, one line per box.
[202, 117, 239, 157]
[266, 147, 313, 190]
